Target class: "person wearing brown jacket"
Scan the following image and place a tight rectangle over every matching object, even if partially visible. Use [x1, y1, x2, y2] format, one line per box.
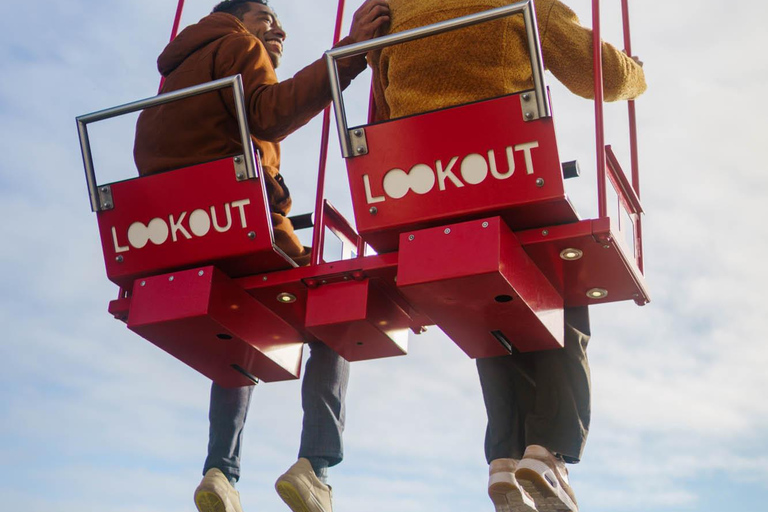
[367, 1, 646, 512]
[133, 2, 391, 512]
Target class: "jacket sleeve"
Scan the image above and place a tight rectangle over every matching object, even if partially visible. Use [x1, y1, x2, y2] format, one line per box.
[539, 1, 647, 102]
[215, 34, 368, 142]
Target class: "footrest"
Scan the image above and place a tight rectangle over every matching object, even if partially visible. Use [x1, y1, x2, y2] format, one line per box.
[127, 266, 304, 386]
[396, 217, 564, 356]
[305, 279, 409, 361]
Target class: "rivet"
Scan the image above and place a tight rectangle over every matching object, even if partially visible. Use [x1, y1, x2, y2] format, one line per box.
[444, 228, 451, 234]
[248, 231, 256, 239]
[140, 281, 146, 287]
[369, 207, 378, 215]
[262, 276, 268, 281]
[321, 280, 327, 285]
[169, 276, 174, 282]
[353, 129, 362, 136]
[542, 230, 549, 236]
[522, 93, 531, 101]
[536, 178, 545, 187]
[103, 202, 112, 209]
[198, 270, 204, 276]
[115, 255, 123, 263]
[482, 222, 489, 228]
[408, 234, 415, 241]
[525, 112, 534, 120]
[237, 173, 245, 180]
[100, 187, 109, 193]
[357, 146, 367, 154]
[603, 244, 611, 249]
[234, 156, 243, 163]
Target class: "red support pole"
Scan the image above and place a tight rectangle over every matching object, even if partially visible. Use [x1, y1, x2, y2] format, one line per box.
[310, 0, 347, 266]
[592, 0, 607, 220]
[158, 0, 187, 93]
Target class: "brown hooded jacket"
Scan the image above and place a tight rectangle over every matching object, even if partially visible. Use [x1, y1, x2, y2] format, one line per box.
[134, 12, 366, 265]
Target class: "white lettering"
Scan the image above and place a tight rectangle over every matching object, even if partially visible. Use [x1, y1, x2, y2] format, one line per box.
[514, 141, 539, 175]
[169, 212, 192, 242]
[363, 174, 385, 204]
[111, 226, 130, 253]
[211, 203, 233, 233]
[189, 209, 211, 237]
[231, 199, 251, 228]
[436, 156, 463, 191]
[489, 147, 515, 180]
[460, 154, 489, 185]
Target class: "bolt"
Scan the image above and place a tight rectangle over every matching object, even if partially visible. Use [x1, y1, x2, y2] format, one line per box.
[115, 255, 123, 263]
[357, 146, 367, 154]
[536, 178, 545, 187]
[140, 281, 146, 287]
[234, 156, 243, 163]
[482, 222, 489, 228]
[353, 129, 362, 137]
[198, 270, 204, 276]
[237, 172, 245, 180]
[522, 93, 531, 101]
[100, 187, 109, 193]
[542, 230, 549, 236]
[444, 228, 451, 235]
[262, 276, 268, 281]
[169, 276, 174, 282]
[369, 207, 378, 215]
[603, 245, 611, 249]
[525, 112, 534, 120]
[248, 231, 256, 239]
[103, 202, 112, 209]
[408, 234, 415, 241]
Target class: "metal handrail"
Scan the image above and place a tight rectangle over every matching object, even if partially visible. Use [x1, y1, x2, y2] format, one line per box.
[324, 0, 549, 158]
[76, 74, 257, 212]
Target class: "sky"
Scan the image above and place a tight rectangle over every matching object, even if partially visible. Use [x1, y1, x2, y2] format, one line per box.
[1, 0, 767, 511]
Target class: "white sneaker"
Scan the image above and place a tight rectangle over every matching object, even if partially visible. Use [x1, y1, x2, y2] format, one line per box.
[275, 458, 333, 512]
[488, 458, 538, 512]
[194, 468, 244, 512]
[515, 446, 578, 512]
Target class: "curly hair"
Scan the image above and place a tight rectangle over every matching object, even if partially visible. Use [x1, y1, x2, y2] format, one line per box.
[212, 0, 270, 20]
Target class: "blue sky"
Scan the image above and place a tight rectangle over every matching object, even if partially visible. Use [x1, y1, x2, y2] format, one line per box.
[2, 0, 767, 511]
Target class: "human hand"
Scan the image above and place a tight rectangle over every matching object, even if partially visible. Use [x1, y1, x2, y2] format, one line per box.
[348, 0, 390, 43]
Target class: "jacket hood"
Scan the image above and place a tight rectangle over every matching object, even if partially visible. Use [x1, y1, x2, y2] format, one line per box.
[158, 12, 248, 76]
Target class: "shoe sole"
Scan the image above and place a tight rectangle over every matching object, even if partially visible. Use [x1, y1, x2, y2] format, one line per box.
[276, 480, 329, 512]
[516, 464, 577, 512]
[195, 490, 228, 512]
[488, 480, 538, 512]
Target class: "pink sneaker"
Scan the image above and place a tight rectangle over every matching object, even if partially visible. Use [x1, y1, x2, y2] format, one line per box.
[515, 446, 578, 512]
[488, 458, 538, 512]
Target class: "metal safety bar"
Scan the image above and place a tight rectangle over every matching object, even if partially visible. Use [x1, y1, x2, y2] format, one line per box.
[325, 0, 549, 158]
[77, 74, 257, 212]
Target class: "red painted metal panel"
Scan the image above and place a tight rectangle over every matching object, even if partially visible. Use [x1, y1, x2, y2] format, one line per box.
[96, 156, 294, 288]
[346, 92, 578, 253]
[305, 279, 409, 361]
[127, 266, 304, 386]
[396, 217, 564, 356]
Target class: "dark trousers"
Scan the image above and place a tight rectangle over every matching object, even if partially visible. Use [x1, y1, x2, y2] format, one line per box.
[203, 341, 350, 482]
[476, 306, 591, 464]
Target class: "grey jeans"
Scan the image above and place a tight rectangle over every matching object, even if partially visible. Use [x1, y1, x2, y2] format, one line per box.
[476, 306, 591, 464]
[203, 341, 350, 482]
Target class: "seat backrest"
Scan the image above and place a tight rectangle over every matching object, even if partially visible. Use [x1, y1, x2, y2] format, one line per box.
[97, 155, 295, 288]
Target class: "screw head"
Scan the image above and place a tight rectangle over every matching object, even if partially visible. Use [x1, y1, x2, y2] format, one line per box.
[408, 234, 415, 241]
[237, 172, 245, 180]
[444, 228, 451, 234]
[542, 230, 549, 236]
[103, 202, 112, 209]
[525, 112, 534, 120]
[115, 255, 124, 263]
[482, 222, 489, 228]
[140, 281, 146, 287]
[356, 146, 367, 154]
[603, 244, 611, 249]
[262, 276, 268, 281]
[369, 207, 378, 215]
[522, 93, 531, 101]
[248, 231, 256, 239]
[536, 178, 545, 187]
[169, 276, 174, 282]
[198, 270, 204, 276]
[100, 187, 109, 193]
[353, 129, 363, 136]
[234, 156, 243, 163]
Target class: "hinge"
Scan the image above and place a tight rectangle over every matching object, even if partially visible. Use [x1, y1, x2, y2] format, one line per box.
[349, 128, 368, 157]
[520, 91, 541, 122]
[98, 185, 114, 211]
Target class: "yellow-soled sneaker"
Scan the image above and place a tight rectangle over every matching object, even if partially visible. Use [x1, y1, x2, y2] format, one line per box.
[488, 458, 538, 512]
[194, 468, 244, 512]
[275, 458, 333, 512]
[515, 446, 578, 512]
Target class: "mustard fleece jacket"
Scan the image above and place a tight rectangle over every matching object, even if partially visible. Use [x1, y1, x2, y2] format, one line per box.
[370, 0, 647, 120]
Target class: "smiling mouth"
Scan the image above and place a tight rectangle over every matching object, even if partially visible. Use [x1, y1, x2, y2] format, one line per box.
[265, 40, 283, 52]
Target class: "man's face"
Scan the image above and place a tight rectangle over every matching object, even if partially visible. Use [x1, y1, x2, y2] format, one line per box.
[241, 3, 286, 68]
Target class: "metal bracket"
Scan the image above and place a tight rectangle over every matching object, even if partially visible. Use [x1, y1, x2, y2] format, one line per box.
[520, 91, 540, 122]
[98, 185, 114, 211]
[233, 155, 248, 181]
[349, 128, 368, 157]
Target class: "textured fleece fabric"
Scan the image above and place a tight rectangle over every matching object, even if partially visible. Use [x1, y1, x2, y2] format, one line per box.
[134, 12, 366, 264]
[370, 0, 647, 121]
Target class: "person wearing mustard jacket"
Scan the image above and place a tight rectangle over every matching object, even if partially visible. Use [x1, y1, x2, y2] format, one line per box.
[368, 2, 647, 512]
